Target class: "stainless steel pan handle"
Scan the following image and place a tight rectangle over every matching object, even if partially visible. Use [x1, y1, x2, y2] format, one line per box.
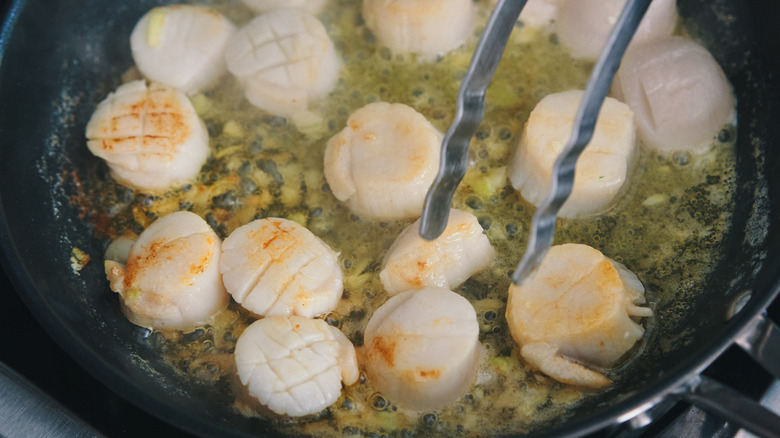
[614, 311, 780, 438]
[677, 374, 780, 438]
[735, 313, 780, 379]
[673, 313, 780, 438]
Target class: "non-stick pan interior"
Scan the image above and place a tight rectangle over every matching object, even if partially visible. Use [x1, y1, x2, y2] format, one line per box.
[0, 0, 778, 437]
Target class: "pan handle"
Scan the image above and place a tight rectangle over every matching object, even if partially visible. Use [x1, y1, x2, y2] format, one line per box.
[676, 375, 780, 438]
[672, 313, 780, 438]
[734, 313, 780, 380]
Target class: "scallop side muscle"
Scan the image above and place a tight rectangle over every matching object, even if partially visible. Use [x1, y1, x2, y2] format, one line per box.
[509, 90, 636, 218]
[505, 243, 652, 388]
[235, 316, 359, 417]
[220, 218, 343, 318]
[612, 36, 735, 154]
[85, 80, 209, 192]
[362, 287, 482, 411]
[130, 5, 237, 95]
[224, 9, 340, 117]
[362, 0, 474, 60]
[104, 211, 229, 331]
[323, 102, 441, 219]
[379, 209, 495, 295]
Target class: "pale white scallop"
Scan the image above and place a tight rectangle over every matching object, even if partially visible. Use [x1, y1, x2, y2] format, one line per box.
[235, 316, 359, 417]
[104, 211, 229, 331]
[556, 0, 677, 60]
[219, 218, 343, 318]
[224, 9, 340, 117]
[323, 102, 441, 219]
[362, 0, 474, 60]
[130, 5, 237, 95]
[85, 80, 209, 192]
[612, 36, 736, 154]
[379, 209, 495, 295]
[518, 0, 564, 29]
[509, 90, 637, 218]
[362, 288, 482, 411]
[241, 0, 326, 15]
[505, 243, 652, 388]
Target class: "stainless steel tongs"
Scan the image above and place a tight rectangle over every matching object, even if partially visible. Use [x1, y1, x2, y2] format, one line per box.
[419, 0, 653, 285]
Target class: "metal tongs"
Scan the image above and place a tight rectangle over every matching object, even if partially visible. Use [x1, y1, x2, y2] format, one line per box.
[419, 0, 653, 285]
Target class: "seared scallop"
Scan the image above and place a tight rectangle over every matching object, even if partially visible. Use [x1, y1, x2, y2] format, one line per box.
[379, 209, 495, 295]
[219, 218, 343, 318]
[224, 9, 340, 117]
[509, 90, 637, 218]
[556, 0, 677, 60]
[612, 37, 736, 154]
[104, 211, 229, 331]
[505, 243, 652, 388]
[130, 5, 237, 95]
[85, 80, 209, 192]
[241, 0, 326, 15]
[362, 287, 482, 411]
[323, 102, 441, 219]
[235, 316, 359, 417]
[362, 0, 474, 60]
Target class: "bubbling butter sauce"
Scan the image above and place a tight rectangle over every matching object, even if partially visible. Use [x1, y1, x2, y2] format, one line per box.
[86, 1, 737, 436]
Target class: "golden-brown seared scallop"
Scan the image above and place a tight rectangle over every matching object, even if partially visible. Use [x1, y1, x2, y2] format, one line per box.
[505, 243, 652, 388]
[379, 209, 495, 295]
[85, 80, 208, 192]
[219, 218, 343, 318]
[362, 287, 482, 411]
[104, 211, 229, 331]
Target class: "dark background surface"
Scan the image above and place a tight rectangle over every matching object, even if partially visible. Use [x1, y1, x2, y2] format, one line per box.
[0, 0, 778, 437]
[0, 0, 189, 435]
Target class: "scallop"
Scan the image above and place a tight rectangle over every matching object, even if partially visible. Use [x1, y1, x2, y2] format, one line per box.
[518, 0, 564, 29]
[130, 5, 237, 95]
[509, 90, 637, 218]
[241, 0, 326, 15]
[556, 0, 677, 60]
[224, 9, 340, 117]
[505, 243, 652, 388]
[362, 0, 474, 60]
[104, 211, 229, 331]
[362, 287, 482, 411]
[219, 218, 343, 318]
[379, 209, 495, 295]
[323, 102, 442, 219]
[612, 36, 736, 154]
[235, 316, 359, 417]
[86, 80, 208, 192]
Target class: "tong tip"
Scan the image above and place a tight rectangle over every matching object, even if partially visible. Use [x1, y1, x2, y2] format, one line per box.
[419, 188, 452, 240]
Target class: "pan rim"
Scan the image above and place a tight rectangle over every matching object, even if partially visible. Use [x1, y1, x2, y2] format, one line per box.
[0, 0, 778, 436]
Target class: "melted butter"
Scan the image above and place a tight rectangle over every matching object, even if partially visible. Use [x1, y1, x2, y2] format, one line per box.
[87, 0, 737, 436]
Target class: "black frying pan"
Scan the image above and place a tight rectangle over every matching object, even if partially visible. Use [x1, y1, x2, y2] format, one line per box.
[0, 0, 779, 437]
